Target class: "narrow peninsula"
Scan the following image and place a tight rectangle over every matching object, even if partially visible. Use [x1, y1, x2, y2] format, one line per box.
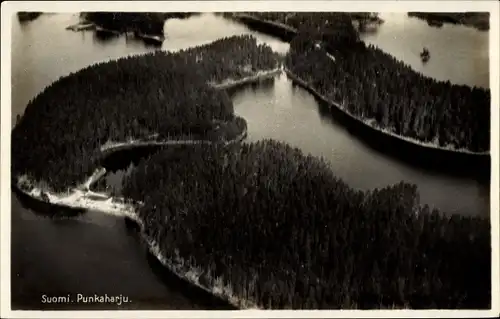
[12, 22, 491, 310]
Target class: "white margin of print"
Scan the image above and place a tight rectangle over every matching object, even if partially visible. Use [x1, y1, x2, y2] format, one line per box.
[1, 1, 499, 318]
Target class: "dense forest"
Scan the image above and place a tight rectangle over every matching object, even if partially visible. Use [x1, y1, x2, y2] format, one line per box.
[83, 12, 198, 35]
[239, 12, 383, 29]
[231, 12, 490, 152]
[279, 18, 490, 152]
[408, 12, 490, 30]
[123, 140, 490, 309]
[12, 12, 492, 310]
[17, 12, 42, 22]
[12, 35, 280, 192]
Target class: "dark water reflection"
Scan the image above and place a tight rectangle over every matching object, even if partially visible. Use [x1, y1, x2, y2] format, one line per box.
[10, 12, 490, 309]
[231, 74, 490, 218]
[361, 12, 489, 89]
[11, 196, 205, 310]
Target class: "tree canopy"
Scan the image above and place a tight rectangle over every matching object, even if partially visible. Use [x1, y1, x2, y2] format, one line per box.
[12, 35, 280, 192]
[123, 140, 490, 309]
[84, 12, 198, 35]
[240, 12, 491, 152]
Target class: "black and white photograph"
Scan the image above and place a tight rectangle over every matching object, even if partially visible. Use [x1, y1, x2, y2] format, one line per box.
[1, 1, 499, 318]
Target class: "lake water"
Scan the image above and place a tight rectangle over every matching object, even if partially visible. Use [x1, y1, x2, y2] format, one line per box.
[10, 12, 490, 309]
[361, 12, 489, 89]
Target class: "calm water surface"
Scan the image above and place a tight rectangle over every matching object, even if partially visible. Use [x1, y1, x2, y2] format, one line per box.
[10, 12, 490, 309]
[361, 13, 489, 89]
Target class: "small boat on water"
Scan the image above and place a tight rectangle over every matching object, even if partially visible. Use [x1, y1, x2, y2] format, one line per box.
[420, 47, 430, 62]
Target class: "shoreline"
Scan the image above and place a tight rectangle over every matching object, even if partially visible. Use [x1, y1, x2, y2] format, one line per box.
[11, 63, 487, 308]
[17, 12, 43, 22]
[12, 15, 491, 310]
[67, 22, 165, 44]
[94, 25, 122, 36]
[407, 12, 490, 31]
[12, 147, 252, 310]
[284, 69, 489, 157]
[12, 113, 251, 309]
[66, 22, 96, 32]
[12, 179, 253, 309]
[11, 54, 260, 305]
[227, 14, 490, 157]
[230, 13, 298, 34]
[15, 115, 248, 206]
[211, 67, 282, 90]
[227, 13, 297, 42]
[124, 215, 259, 309]
[68, 14, 490, 156]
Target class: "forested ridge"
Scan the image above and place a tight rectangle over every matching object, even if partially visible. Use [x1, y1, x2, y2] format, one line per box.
[17, 12, 42, 22]
[407, 12, 490, 30]
[12, 35, 280, 192]
[236, 12, 490, 152]
[236, 12, 383, 29]
[286, 36, 490, 152]
[83, 12, 198, 36]
[123, 140, 490, 309]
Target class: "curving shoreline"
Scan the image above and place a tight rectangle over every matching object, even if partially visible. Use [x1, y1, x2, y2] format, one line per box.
[12, 62, 489, 309]
[284, 69, 489, 157]
[12, 124, 252, 309]
[227, 13, 297, 42]
[230, 14, 490, 158]
[212, 67, 282, 90]
[11, 64, 268, 309]
[123, 214, 259, 309]
[67, 22, 165, 44]
[12, 14, 491, 310]
[14, 114, 248, 209]
[284, 68, 490, 176]
[12, 65, 255, 309]
[407, 12, 490, 31]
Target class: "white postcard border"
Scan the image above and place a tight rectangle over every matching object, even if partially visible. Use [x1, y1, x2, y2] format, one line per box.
[1, 1, 498, 318]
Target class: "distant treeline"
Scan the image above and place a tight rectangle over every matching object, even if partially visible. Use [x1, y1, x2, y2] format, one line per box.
[239, 12, 383, 28]
[229, 12, 490, 152]
[408, 12, 490, 31]
[12, 35, 280, 192]
[123, 140, 490, 309]
[12, 12, 492, 310]
[17, 12, 42, 22]
[260, 14, 490, 153]
[82, 12, 198, 35]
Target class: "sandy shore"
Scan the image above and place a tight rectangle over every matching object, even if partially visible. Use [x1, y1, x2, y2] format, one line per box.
[13, 124, 257, 309]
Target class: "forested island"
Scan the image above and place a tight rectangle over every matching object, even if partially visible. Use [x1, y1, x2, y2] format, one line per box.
[81, 12, 197, 36]
[122, 141, 490, 309]
[233, 12, 490, 153]
[233, 12, 383, 29]
[17, 12, 42, 22]
[223, 12, 378, 41]
[12, 13, 491, 310]
[408, 12, 490, 31]
[12, 35, 280, 193]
